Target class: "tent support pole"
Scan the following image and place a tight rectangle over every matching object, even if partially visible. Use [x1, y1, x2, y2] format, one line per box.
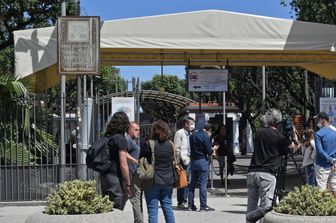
[262, 66, 266, 113]
[59, 1, 66, 183]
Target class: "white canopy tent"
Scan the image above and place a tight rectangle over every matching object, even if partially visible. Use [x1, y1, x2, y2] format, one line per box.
[14, 10, 336, 91]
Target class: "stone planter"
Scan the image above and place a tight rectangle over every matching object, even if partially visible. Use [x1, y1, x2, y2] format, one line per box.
[25, 209, 127, 223]
[264, 211, 336, 223]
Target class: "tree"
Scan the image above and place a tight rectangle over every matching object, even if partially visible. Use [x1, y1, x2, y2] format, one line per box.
[0, 1, 80, 165]
[141, 74, 189, 123]
[281, 0, 336, 116]
[95, 66, 126, 96]
[281, 0, 336, 24]
[142, 74, 187, 96]
[227, 66, 314, 153]
[46, 66, 125, 113]
[0, 73, 57, 165]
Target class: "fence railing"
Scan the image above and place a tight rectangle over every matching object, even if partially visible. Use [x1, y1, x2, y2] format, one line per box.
[0, 95, 78, 201]
[0, 94, 176, 201]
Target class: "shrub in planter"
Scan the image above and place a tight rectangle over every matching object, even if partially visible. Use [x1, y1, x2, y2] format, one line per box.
[44, 179, 113, 215]
[274, 185, 336, 216]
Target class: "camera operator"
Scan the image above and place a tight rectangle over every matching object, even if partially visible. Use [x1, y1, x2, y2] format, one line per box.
[246, 108, 297, 223]
[314, 112, 336, 196]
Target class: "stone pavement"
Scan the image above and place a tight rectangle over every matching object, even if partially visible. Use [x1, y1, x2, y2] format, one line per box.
[0, 154, 304, 223]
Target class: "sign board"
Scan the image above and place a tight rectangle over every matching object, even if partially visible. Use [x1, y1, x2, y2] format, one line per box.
[320, 97, 336, 126]
[187, 69, 228, 92]
[57, 16, 100, 75]
[111, 97, 135, 122]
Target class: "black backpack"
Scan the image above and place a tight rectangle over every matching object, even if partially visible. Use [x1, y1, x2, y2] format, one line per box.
[86, 136, 113, 172]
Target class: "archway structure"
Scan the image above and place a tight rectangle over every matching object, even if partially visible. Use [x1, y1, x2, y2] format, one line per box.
[98, 90, 197, 108]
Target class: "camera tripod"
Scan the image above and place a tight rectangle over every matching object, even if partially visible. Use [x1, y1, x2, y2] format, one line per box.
[274, 150, 306, 202]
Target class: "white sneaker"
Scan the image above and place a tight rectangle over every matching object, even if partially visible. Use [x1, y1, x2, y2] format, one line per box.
[177, 203, 188, 209]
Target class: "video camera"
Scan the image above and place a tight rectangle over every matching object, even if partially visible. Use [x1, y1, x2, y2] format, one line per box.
[280, 114, 293, 138]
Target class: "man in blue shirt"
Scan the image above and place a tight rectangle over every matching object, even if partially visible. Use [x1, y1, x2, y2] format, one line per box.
[125, 122, 143, 223]
[314, 112, 336, 196]
[188, 123, 218, 212]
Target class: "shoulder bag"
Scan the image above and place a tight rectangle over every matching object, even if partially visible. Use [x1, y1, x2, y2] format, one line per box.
[171, 141, 188, 188]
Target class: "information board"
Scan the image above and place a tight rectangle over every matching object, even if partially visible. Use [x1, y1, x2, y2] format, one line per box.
[58, 16, 100, 75]
[187, 69, 228, 92]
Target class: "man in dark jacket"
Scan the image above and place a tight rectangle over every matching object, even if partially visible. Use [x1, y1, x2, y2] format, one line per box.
[246, 108, 295, 223]
[188, 123, 218, 212]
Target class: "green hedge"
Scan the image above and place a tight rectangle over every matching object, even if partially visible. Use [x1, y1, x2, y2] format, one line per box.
[44, 180, 113, 215]
[275, 185, 336, 216]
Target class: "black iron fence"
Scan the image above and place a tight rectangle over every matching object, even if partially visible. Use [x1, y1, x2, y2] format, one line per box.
[0, 94, 79, 201]
[0, 93, 175, 201]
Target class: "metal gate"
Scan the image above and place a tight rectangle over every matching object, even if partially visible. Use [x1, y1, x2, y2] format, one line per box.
[0, 95, 67, 201]
[0, 92, 140, 201]
[0, 85, 186, 201]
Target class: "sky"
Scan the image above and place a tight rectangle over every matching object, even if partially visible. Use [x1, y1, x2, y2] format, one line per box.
[80, 0, 294, 82]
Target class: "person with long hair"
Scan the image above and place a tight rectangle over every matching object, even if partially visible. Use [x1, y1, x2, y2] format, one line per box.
[301, 128, 316, 186]
[140, 120, 175, 223]
[100, 111, 131, 210]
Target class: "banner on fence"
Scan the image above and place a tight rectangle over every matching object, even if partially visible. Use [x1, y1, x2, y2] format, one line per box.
[320, 97, 336, 126]
[111, 97, 135, 122]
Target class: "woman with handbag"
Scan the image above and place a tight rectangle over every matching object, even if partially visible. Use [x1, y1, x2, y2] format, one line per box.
[139, 120, 176, 223]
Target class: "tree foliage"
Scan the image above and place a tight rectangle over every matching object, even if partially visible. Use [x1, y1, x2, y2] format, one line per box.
[0, 0, 80, 51]
[46, 66, 125, 113]
[95, 66, 126, 96]
[280, 0, 336, 113]
[0, 73, 58, 165]
[281, 0, 336, 24]
[142, 74, 187, 96]
[141, 74, 189, 123]
[0, 1, 80, 165]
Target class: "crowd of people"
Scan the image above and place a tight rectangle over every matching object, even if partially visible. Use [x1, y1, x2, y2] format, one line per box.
[98, 111, 235, 223]
[91, 108, 336, 223]
[246, 109, 336, 223]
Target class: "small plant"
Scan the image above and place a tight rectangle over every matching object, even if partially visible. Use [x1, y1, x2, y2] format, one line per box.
[275, 185, 336, 216]
[44, 180, 113, 215]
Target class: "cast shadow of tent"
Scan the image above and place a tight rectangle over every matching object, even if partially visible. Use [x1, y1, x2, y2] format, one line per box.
[15, 28, 59, 91]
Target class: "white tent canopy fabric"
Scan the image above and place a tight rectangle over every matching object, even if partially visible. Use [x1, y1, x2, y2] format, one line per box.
[14, 10, 336, 91]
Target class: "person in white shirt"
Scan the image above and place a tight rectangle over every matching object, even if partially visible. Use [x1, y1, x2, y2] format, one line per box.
[301, 128, 316, 186]
[174, 116, 195, 209]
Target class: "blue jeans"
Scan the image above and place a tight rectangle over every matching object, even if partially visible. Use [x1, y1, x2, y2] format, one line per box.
[304, 164, 316, 186]
[144, 184, 175, 223]
[177, 162, 190, 205]
[188, 159, 209, 209]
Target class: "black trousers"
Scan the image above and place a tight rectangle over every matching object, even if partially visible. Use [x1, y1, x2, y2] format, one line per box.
[100, 173, 124, 210]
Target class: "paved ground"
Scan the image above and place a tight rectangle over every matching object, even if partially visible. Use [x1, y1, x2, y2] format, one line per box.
[0, 154, 305, 223]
